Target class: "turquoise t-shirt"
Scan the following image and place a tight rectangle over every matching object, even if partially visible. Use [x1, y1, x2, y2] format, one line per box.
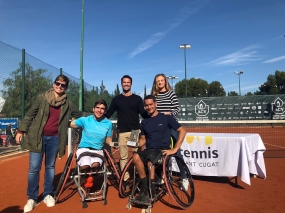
[75, 115, 112, 150]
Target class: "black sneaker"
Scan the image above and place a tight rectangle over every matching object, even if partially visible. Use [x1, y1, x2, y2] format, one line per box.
[135, 188, 149, 203]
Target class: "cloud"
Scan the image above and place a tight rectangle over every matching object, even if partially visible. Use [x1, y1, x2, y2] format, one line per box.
[128, 2, 205, 59]
[263, 55, 285, 63]
[209, 46, 263, 66]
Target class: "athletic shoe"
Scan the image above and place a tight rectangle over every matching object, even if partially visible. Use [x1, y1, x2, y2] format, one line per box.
[135, 188, 149, 203]
[43, 195, 55, 207]
[181, 178, 189, 191]
[24, 199, 36, 212]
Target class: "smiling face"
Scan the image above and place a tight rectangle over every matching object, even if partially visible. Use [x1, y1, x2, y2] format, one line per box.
[144, 98, 157, 117]
[121, 77, 132, 92]
[93, 103, 106, 119]
[156, 75, 166, 91]
[53, 79, 67, 96]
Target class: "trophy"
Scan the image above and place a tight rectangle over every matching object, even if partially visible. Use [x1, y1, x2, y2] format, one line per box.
[127, 130, 140, 147]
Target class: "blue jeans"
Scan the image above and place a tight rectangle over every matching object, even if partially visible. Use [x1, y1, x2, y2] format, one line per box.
[27, 136, 59, 201]
[171, 129, 187, 179]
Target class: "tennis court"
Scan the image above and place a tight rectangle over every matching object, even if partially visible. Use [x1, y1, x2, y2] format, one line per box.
[1, 137, 285, 212]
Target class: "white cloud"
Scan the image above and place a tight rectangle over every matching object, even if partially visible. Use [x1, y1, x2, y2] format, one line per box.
[128, 2, 205, 59]
[209, 46, 262, 66]
[263, 55, 285, 63]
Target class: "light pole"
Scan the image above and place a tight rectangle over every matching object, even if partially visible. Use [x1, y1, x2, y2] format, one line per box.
[166, 76, 178, 89]
[234, 70, 244, 96]
[79, 0, 85, 111]
[179, 44, 191, 98]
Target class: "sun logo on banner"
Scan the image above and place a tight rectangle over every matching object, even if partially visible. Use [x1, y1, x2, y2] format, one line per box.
[185, 135, 213, 145]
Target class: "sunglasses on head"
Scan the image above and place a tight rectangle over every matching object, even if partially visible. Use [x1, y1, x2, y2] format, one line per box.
[54, 81, 67, 89]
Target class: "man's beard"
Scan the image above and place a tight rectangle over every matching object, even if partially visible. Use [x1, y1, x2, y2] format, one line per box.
[123, 88, 131, 93]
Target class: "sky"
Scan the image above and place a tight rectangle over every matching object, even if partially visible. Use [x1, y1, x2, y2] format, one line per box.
[0, 0, 285, 96]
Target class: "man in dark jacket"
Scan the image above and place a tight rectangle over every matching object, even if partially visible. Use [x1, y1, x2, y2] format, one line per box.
[15, 75, 81, 213]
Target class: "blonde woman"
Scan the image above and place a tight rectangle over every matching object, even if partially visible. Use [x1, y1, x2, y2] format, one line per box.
[151, 73, 189, 191]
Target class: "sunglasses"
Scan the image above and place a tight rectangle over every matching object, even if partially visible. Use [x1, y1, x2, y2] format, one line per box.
[54, 81, 67, 89]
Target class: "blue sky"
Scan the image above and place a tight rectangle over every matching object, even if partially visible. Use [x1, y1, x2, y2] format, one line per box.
[0, 0, 285, 96]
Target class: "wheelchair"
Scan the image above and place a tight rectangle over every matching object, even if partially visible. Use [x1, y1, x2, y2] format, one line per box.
[118, 152, 195, 212]
[54, 129, 121, 208]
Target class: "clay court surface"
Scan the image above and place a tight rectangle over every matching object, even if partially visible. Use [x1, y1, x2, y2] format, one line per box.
[0, 149, 285, 213]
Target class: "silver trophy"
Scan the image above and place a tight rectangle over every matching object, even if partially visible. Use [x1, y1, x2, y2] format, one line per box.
[127, 130, 140, 147]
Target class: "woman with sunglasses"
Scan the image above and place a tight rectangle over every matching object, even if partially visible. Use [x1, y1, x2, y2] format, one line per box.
[15, 74, 81, 213]
[151, 73, 189, 191]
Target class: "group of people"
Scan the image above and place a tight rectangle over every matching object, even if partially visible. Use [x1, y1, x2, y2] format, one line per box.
[16, 74, 187, 213]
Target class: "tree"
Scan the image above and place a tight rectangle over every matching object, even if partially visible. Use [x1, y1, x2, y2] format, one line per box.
[208, 81, 226, 97]
[175, 78, 224, 98]
[66, 79, 80, 108]
[144, 85, 147, 98]
[245, 92, 253, 96]
[254, 70, 285, 95]
[114, 84, 120, 96]
[228, 91, 238, 96]
[1, 63, 52, 117]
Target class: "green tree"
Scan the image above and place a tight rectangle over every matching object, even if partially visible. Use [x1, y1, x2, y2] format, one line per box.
[66, 80, 80, 108]
[245, 92, 253, 96]
[1, 63, 52, 117]
[209, 81, 225, 97]
[114, 84, 120, 96]
[254, 70, 285, 95]
[228, 91, 238, 96]
[188, 78, 209, 97]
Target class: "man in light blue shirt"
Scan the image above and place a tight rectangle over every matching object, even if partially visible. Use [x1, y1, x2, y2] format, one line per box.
[70, 99, 112, 172]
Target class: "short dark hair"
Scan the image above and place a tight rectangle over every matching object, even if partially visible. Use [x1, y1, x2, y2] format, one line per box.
[121, 75, 132, 84]
[54, 74, 70, 88]
[93, 99, 108, 111]
[144, 95, 156, 102]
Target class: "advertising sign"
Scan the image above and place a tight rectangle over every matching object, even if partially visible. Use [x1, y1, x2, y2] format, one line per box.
[177, 95, 285, 120]
[0, 118, 18, 129]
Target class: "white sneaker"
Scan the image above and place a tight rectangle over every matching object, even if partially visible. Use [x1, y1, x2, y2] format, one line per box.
[24, 199, 37, 212]
[43, 195, 55, 207]
[181, 178, 189, 191]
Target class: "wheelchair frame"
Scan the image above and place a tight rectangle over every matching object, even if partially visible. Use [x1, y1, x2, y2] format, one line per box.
[118, 154, 195, 212]
[54, 142, 121, 208]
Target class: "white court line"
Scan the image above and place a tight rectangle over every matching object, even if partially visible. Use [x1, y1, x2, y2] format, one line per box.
[264, 143, 285, 149]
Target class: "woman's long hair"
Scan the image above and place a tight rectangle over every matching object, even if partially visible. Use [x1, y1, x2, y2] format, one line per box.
[151, 73, 172, 96]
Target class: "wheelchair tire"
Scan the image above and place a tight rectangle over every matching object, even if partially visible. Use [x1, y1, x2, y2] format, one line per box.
[163, 155, 195, 209]
[54, 151, 76, 203]
[118, 157, 135, 198]
[104, 149, 121, 186]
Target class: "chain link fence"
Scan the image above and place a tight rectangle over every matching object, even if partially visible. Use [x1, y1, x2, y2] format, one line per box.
[0, 40, 99, 116]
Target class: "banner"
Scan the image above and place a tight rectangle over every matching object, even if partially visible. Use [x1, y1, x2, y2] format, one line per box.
[0, 118, 18, 129]
[177, 95, 285, 120]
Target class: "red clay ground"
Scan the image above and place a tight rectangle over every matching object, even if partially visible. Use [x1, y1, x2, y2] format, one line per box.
[1, 150, 285, 213]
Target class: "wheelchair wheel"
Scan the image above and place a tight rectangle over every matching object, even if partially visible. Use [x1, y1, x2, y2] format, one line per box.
[104, 149, 121, 185]
[118, 157, 135, 198]
[54, 151, 77, 203]
[163, 155, 195, 209]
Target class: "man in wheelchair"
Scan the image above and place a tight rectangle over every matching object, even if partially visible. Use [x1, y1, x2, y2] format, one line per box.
[133, 95, 186, 203]
[70, 99, 113, 181]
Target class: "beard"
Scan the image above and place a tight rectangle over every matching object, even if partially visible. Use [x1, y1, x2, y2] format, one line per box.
[122, 88, 131, 93]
